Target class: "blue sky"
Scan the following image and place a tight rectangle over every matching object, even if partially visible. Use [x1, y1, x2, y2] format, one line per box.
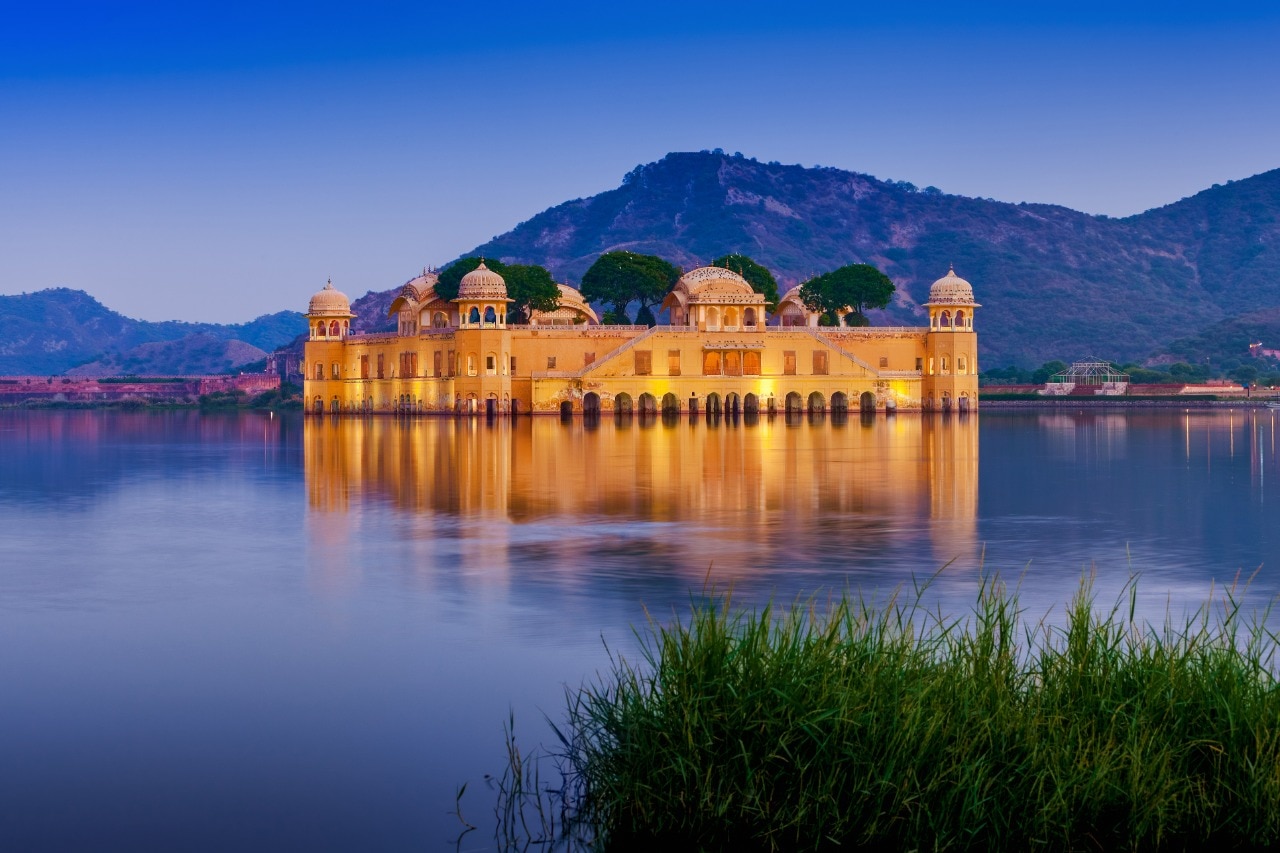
[3, 1, 1278, 322]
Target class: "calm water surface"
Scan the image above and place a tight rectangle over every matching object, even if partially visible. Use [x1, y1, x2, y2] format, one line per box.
[2, 408, 1279, 850]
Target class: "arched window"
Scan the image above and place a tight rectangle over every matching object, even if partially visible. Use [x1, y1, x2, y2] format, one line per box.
[483, 306, 497, 324]
[314, 322, 324, 339]
[941, 356, 949, 373]
[433, 312, 448, 328]
[329, 320, 340, 337]
[468, 307, 480, 324]
[941, 311, 952, 328]
[958, 355, 967, 374]
[955, 310, 965, 328]
[744, 307, 756, 327]
[706, 307, 720, 330]
[314, 362, 324, 380]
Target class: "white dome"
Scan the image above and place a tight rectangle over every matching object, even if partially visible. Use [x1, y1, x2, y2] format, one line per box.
[456, 261, 509, 301]
[925, 267, 978, 306]
[678, 265, 756, 297]
[307, 279, 352, 316]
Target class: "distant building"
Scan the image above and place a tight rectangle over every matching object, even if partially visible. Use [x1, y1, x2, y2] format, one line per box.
[302, 264, 980, 415]
[1042, 359, 1130, 396]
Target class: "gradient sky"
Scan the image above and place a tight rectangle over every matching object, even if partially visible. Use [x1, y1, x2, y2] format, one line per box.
[3, 1, 1278, 323]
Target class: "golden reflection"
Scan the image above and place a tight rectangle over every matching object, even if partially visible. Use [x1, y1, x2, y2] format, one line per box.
[304, 413, 981, 578]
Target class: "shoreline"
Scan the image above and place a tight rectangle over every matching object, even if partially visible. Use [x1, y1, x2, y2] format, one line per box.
[980, 397, 1278, 409]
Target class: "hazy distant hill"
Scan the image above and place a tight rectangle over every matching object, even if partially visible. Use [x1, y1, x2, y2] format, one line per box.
[0, 288, 305, 375]
[65, 334, 268, 378]
[466, 152, 1280, 367]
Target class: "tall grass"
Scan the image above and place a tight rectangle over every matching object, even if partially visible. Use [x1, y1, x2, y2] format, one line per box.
[493, 575, 1280, 851]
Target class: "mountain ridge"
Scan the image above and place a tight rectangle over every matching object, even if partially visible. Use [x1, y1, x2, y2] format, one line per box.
[5, 152, 1279, 373]
[468, 152, 1280, 366]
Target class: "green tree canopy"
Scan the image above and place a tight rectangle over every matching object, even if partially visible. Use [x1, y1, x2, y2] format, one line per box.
[580, 252, 680, 325]
[798, 263, 896, 321]
[434, 257, 560, 322]
[1232, 364, 1260, 386]
[1031, 360, 1069, 384]
[711, 253, 780, 307]
[502, 264, 561, 323]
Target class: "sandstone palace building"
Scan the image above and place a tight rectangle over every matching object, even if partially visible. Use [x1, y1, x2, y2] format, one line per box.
[303, 263, 979, 416]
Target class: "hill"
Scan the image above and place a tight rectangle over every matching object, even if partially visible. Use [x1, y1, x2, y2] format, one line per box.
[1151, 308, 1280, 374]
[65, 334, 268, 377]
[0, 288, 305, 375]
[8, 153, 1279, 374]
[466, 152, 1280, 367]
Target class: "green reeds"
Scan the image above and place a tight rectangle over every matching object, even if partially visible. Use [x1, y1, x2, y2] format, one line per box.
[495, 574, 1280, 851]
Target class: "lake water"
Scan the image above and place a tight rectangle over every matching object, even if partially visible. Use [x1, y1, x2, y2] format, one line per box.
[2, 408, 1279, 850]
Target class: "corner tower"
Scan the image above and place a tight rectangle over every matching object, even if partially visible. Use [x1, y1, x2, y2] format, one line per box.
[922, 267, 980, 411]
[452, 262, 514, 414]
[304, 279, 355, 414]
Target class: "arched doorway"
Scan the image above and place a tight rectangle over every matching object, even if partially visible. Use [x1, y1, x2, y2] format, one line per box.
[744, 307, 757, 327]
[744, 393, 759, 415]
[807, 391, 825, 413]
[614, 393, 633, 414]
[638, 393, 657, 414]
[313, 396, 324, 414]
[860, 391, 876, 412]
[330, 397, 340, 413]
[958, 394, 971, 412]
[583, 392, 600, 415]
[831, 392, 848, 413]
[725, 392, 740, 416]
[661, 392, 680, 414]
[941, 393, 952, 412]
[706, 307, 720, 330]
[560, 400, 573, 419]
[785, 391, 803, 414]
[706, 392, 722, 415]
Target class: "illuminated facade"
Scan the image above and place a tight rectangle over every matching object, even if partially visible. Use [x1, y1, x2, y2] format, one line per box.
[303, 263, 980, 416]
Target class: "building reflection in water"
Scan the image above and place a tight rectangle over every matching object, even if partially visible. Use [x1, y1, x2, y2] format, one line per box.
[304, 413, 980, 587]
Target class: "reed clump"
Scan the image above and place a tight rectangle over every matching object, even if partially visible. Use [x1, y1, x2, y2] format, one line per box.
[512, 576, 1280, 851]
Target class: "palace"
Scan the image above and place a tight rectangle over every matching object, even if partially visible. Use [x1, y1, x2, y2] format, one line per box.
[303, 263, 979, 416]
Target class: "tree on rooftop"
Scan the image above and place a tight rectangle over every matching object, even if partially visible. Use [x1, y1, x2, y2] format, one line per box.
[799, 263, 895, 323]
[711, 253, 780, 308]
[502, 264, 561, 323]
[581, 252, 679, 325]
